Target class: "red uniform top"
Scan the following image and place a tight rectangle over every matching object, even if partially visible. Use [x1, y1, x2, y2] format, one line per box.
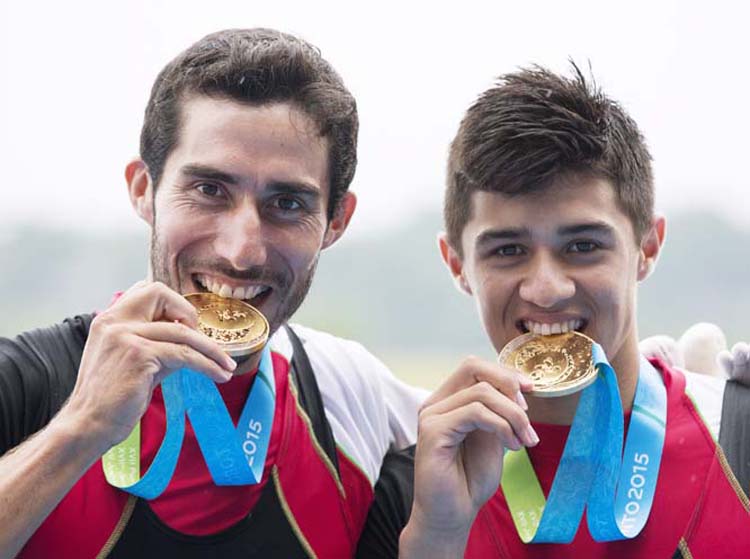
[20, 351, 375, 558]
[465, 360, 750, 558]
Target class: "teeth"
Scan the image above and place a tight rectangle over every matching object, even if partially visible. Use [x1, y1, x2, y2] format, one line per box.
[218, 284, 232, 297]
[195, 275, 270, 301]
[523, 319, 584, 336]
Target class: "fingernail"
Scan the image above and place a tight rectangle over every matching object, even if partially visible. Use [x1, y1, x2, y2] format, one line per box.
[226, 357, 237, 371]
[515, 391, 528, 410]
[526, 425, 540, 446]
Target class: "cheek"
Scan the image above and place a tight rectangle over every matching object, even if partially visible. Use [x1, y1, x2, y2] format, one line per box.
[583, 268, 634, 331]
[276, 228, 324, 268]
[474, 273, 513, 333]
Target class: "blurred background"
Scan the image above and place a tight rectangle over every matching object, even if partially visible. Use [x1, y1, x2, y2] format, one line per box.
[1, 0, 747, 388]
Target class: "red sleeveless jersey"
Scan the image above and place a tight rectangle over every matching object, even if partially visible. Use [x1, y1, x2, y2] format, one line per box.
[19, 351, 375, 558]
[465, 360, 750, 558]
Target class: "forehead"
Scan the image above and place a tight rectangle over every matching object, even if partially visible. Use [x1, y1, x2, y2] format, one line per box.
[168, 96, 329, 189]
[462, 176, 637, 246]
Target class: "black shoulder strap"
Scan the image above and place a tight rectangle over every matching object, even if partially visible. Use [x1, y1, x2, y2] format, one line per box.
[284, 325, 340, 476]
[356, 445, 415, 559]
[719, 379, 750, 496]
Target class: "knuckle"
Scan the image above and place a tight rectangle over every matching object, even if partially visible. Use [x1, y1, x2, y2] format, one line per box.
[497, 419, 513, 440]
[474, 380, 495, 399]
[468, 401, 486, 416]
[458, 355, 481, 375]
[91, 312, 114, 331]
[417, 412, 437, 434]
[148, 281, 169, 297]
[176, 321, 194, 339]
[507, 406, 529, 429]
[123, 341, 145, 362]
[417, 404, 436, 423]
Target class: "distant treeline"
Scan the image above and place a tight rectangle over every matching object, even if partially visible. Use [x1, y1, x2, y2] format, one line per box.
[1, 211, 747, 362]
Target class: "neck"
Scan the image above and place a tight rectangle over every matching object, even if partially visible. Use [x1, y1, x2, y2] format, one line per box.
[233, 350, 263, 376]
[526, 340, 641, 425]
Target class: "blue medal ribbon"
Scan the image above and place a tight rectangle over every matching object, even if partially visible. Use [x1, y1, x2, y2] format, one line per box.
[587, 354, 667, 540]
[182, 345, 276, 485]
[103, 344, 276, 498]
[501, 344, 667, 543]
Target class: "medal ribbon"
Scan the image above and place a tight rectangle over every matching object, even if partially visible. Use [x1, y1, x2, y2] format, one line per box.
[500, 345, 666, 543]
[103, 344, 275, 498]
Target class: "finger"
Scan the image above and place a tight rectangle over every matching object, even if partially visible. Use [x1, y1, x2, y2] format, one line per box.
[731, 342, 750, 363]
[133, 321, 237, 372]
[728, 342, 750, 384]
[114, 281, 199, 326]
[718, 350, 735, 377]
[421, 382, 538, 447]
[424, 356, 531, 410]
[421, 401, 525, 452]
[148, 339, 234, 384]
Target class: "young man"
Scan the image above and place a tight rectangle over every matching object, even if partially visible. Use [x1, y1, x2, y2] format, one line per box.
[396, 66, 750, 557]
[0, 29, 425, 558]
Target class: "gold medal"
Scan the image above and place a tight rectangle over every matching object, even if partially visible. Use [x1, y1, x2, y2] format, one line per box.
[498, 331, 597, 398]
[184, 293, 269, 357]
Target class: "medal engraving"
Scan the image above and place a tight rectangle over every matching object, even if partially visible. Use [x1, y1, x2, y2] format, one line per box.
[499, 332, 597, 398]
[185, 293, 269, 357]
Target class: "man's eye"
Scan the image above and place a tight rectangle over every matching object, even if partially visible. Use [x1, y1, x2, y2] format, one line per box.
[273, 197, 302, 211]
[495, 245, 524, 257]
[568, 240, 599, 253]
[196, 183, 223, 197]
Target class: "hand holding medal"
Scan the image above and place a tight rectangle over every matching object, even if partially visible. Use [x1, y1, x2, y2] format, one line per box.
[103, 292, 275, 499]
[405, 353, 538, 553]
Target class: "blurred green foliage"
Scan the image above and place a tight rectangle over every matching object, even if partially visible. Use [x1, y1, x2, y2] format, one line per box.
[0, 211, 746, 388]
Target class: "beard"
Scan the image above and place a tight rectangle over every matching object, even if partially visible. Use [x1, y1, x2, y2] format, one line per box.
[149, 225, 320, 337]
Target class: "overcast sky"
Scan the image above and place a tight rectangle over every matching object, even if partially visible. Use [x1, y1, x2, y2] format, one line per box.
[1, 0, 748, 240]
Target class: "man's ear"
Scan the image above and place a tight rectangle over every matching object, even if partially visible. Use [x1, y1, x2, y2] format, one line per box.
[125, 158, 154, 226]
[322, 192, 357, 249]
[637, 214, 666, 281]
[438, 233, 472, 295]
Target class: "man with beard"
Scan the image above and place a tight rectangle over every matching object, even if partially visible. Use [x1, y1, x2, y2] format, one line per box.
[0, 29, 425, 558]
[362, 65, 750, 558]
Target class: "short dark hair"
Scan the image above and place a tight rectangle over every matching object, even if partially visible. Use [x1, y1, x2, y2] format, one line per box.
[140, 28, 358, 219]
[444, 63, 653, 252]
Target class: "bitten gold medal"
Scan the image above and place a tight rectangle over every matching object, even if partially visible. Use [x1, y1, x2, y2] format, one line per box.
[186, 293, 268, 357]
[499, 332, 667, 543]
[103, 293, 275, 498]
[498, 332, 597, 398]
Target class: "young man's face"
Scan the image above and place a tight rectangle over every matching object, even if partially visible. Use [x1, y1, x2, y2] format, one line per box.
[128, 96, 355, 335]
[441, 175, 663, 374]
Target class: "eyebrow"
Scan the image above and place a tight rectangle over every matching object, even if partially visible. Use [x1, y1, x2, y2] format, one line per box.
[475, 228, 530, 249]
[474, 221, 616, 250]
[266, 181, 321, 198]
[180, 164, 322, 197]
[180, 164, 239, 185]
[557, 221, 615, 237]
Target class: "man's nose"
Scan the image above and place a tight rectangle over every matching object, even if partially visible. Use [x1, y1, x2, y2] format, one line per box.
[518, 253, 576, 308]
[212, 203, 268, 270]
